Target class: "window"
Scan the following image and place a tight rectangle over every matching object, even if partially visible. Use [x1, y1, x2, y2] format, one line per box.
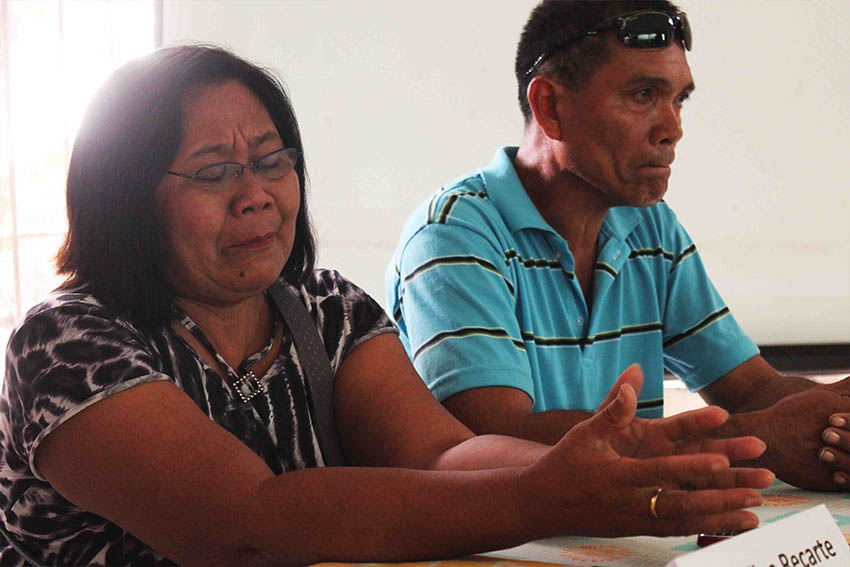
[1, 0, 158, 371]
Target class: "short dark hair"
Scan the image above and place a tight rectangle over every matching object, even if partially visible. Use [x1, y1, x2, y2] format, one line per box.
[515, 0, 682, 122]
[56, 45, 316, 329]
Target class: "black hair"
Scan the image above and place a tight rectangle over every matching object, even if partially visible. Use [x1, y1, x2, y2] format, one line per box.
[515, 0, 682, 122]
[56, 44, 316, 329]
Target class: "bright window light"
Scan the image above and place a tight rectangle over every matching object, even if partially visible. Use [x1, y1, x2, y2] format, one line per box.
[1, 0, 157, 373]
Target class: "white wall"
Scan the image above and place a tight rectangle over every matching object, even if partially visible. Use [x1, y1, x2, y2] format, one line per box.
[163, 0, 850, 346]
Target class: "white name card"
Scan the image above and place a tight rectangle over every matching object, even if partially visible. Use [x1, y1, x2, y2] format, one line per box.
[667, 504, 849, 567]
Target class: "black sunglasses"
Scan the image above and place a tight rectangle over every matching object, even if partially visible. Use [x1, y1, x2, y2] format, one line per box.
[525, 10, 692, 76]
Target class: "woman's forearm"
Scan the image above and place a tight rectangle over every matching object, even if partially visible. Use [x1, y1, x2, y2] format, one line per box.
[242, 466, 532, 566]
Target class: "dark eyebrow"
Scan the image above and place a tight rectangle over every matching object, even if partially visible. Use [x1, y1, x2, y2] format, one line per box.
[623, 76, 696, 95]
[189, 144, 230, 160]
[251, 131, 281, 148]
[187, 131, 281, 160]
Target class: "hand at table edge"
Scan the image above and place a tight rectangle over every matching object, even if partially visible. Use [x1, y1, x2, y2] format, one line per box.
[516, 376, 771, 539]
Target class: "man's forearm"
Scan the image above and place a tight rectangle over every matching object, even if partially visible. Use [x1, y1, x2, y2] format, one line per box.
[704, 373, 817, 414]
[429, 434, 551, 470]
[443, 389, 594, 446]
[515, 409, 593, 445]
[734, 374, 816, 412]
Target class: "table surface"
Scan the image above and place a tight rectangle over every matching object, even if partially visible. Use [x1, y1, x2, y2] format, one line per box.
[319, 481, 850, 567]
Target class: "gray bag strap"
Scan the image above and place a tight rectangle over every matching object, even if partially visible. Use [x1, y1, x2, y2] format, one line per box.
[267, 284, 346, 466]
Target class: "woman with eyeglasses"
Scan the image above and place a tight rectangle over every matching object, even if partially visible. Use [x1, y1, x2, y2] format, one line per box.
[0, 45, 772, 566]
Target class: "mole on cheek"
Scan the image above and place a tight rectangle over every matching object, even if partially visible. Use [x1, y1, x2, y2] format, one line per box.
[239, 270, 245, 277]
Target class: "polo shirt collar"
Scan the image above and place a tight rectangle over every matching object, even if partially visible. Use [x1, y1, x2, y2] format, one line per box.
[601, 206, 641, 241]
[480, 146, 642, 241]
[479, 147, 556, 234]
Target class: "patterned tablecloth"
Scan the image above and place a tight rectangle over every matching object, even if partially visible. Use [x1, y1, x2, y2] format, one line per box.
[320, 480, 850, 567]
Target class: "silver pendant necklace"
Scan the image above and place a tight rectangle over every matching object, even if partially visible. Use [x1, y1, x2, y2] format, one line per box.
[172, 305, 279, 404]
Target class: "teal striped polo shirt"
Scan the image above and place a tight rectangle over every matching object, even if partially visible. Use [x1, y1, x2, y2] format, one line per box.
[386, 147, 759, 417]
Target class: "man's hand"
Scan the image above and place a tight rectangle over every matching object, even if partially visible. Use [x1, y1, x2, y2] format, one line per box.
[516, 375, 774, 539]
[699, 358, 850, 491]
[734, 377, 850, 491]
[816, 378, 850, 486]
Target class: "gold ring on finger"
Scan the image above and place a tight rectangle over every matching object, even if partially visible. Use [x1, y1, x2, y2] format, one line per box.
[650, 487, 663, 519]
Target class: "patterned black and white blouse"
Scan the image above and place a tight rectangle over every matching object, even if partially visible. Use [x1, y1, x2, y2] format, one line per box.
[0, 269, 396, 566]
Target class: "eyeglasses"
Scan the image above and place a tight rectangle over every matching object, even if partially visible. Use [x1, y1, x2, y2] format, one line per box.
[166, 147, 300, 191]
[525, 10, 692, 76]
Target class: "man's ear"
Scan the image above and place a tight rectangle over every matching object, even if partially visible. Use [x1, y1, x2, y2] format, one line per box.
[526, 75, 564, 140]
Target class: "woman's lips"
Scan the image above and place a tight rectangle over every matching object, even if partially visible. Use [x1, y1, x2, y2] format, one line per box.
[230, 232, 275, 249]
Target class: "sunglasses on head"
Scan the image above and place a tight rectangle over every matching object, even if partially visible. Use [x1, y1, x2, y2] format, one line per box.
[525, 10, 692, 76]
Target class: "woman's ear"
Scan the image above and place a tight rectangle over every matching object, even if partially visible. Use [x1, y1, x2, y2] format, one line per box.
[526, 75, 565, 141]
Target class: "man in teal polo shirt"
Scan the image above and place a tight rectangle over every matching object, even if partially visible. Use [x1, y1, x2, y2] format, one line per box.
[387, 0, 850, 490]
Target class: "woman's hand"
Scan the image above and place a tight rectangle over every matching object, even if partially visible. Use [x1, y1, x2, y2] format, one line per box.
[599, 365, 769, 464]
[516, 371, 774, 539]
